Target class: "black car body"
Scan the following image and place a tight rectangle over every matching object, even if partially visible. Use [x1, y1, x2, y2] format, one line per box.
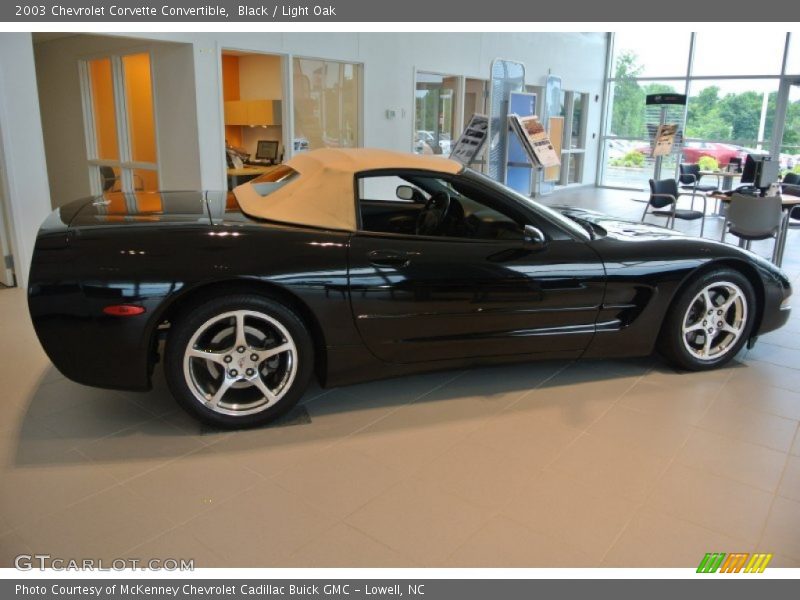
[27, 149, 792, 426]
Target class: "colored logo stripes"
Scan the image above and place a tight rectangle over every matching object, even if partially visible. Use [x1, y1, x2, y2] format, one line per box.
[697, 552, 773, 573]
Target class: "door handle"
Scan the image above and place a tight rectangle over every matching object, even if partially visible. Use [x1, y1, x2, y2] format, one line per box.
[367, 250, 410, 268]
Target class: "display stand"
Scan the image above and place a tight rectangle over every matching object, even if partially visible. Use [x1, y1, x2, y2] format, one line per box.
[504, 122, 544, 173]
[534, 74, 563, 196]
[505, 113, 565, 180]
[645, 93, 686, 181]
[504, 91, 538, 195]
[487, 59, 526, 185]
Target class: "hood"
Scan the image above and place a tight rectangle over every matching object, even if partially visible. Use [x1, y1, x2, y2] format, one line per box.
[553, 205, 791, 285]
[553, 205, 686, 241]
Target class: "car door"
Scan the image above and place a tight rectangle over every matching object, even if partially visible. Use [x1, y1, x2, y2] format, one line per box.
[347, 172, 606, 364]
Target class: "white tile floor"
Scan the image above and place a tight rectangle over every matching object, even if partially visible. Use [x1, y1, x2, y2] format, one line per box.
[1, 188, 799, 567]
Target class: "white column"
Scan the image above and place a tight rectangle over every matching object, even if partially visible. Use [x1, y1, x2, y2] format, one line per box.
[0, 33, 53, 289]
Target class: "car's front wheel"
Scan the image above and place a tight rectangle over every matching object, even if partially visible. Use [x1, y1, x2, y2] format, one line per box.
[659, 268, 756, 370]
[164, 294, 314, 428]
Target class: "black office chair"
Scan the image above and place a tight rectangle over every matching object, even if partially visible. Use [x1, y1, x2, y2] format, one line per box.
[679, 163, 718, 210]
[784, 172, 800, 224]
[99, 166, 119, 192]
[643, 178, 707, 236]
[99, 166, 144, 192]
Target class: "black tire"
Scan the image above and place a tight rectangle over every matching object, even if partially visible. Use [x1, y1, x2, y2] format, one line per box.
[164, 294, 314, 429]
[658, 268, 756, 371]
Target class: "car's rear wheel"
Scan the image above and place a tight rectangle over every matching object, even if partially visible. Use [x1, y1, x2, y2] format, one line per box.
[659, 268, 756, 370]
[164, 294, 314, 428]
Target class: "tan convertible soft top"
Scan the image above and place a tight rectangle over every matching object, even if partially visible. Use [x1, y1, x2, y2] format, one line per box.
[233, 148, 463, 231]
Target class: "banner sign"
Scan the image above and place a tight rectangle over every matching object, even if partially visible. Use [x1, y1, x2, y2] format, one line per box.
[1, 0, 798, 21]
[3, 579, 799, 600]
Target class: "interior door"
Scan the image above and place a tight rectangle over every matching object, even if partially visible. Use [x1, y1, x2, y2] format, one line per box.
[348, 233, 606, 364]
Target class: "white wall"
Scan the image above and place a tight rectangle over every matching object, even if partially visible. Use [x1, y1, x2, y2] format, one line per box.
[1, 31, 608, 287]
[0, 33, 53, 289]
[124, 32, 608, 192]
[150, 43, 203, 192]
[34, 34, 202, 206]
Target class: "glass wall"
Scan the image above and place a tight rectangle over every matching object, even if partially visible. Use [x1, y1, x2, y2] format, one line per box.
[293, 58, 362, 152]
[787, 34, 800, 75]
[686, 79, 780, 150]
[84, 53, 159, 193]
[557, 90, 589, 186]
[692, 32, 785, 77]
[414, 72, 461, 155]
[88, 58, 119, 162]
[780, 83, 800, 170]
[600, 32, 800, 189]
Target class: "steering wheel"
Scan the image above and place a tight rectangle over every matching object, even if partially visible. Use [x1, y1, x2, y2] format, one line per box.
[415, 191, 451, 236]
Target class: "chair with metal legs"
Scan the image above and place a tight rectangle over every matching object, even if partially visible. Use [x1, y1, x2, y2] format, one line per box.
[721, 194, 783, 263]
[642, 178, 707, 237]
[679, 163, 718, 211]
[784, 173, 800, 227]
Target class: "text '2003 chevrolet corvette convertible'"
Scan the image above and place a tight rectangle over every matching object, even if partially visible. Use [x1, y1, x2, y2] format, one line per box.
[28, 149, 791, 427]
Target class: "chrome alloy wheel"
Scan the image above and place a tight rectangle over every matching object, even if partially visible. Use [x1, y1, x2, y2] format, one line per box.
[182, 310, 297, 416]
[681, 281, 748, 362]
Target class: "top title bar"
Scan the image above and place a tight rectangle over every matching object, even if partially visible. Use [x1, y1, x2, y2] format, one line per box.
[2, 0, 799, 22]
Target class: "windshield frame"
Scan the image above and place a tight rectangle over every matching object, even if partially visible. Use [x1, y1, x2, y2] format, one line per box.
[462, 168, 590, 241]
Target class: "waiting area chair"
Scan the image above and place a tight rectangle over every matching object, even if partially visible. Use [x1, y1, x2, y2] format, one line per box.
[784, 172, 800, 226]
[721, 193, 783, 262]
[100, 166, 144, 192]
[679, 163, 718, 211]
[642, 178, 707, 236]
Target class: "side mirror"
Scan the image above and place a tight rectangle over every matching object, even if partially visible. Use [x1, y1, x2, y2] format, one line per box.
[396, 185, 416, 201]
[523, 225, 547, 250]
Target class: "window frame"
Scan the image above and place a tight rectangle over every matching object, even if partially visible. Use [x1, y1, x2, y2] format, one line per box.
[291, 55, 364, 154]
[79, 50, 160, 196]
[412, 70, 464, 156]
[353, 168, 581, 243]
[598, 32, 799, 190]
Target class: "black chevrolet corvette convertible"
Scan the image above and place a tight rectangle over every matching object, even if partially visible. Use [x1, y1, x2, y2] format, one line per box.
[28, 149, 791, 427]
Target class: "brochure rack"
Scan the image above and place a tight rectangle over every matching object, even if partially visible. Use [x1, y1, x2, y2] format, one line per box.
[645, 93, 686, 180]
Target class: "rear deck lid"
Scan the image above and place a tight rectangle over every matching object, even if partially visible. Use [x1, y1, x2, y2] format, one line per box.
[68, 191, 213, 228]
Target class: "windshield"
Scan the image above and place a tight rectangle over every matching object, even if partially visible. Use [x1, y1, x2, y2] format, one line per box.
[463, 169, 590, 240]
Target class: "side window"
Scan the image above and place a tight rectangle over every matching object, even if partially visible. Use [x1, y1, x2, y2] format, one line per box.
[357, 174, 429, 235]
[358, 176, 428, 203]
[357, 172, 529, 241]
[429, 177, 527, 241]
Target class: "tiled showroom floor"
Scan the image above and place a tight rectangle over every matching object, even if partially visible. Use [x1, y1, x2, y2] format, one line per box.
[1, 188, 799, 568]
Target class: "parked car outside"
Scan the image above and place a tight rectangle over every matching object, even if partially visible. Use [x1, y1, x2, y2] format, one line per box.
[635, 141, 747, 167]
[414, 130, 451, 155]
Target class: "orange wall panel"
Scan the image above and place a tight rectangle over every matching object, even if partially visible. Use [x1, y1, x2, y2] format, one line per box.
[222, 55, 240, 101]
[89, 58, 118, 161]
[123, 53, 157, 164]
[222, 55, 243, 147]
